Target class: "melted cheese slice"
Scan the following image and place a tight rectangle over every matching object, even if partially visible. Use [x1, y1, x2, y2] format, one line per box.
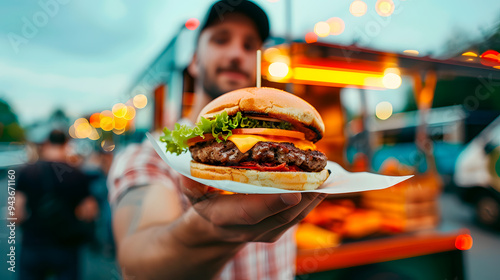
[227, 134, 316, 153]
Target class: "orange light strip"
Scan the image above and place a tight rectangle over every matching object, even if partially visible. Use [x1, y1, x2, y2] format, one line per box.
[292, 66, 386, 89]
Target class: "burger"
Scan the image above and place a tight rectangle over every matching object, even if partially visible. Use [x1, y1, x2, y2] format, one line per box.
[160, 87, 329, 191]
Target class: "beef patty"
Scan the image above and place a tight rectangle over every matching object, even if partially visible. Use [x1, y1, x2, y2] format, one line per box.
[189, 140, 327, 172]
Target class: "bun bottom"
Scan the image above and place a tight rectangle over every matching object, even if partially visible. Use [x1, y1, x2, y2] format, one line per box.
[190, 161, 329, 191]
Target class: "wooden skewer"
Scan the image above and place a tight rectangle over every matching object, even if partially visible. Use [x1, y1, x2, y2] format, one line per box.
[256, 50, 261, 88]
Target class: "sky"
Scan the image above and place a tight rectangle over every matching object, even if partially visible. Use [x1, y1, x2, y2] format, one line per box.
[1, 0, 500, 125]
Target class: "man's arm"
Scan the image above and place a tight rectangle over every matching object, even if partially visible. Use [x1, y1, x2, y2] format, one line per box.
[113, 178, 326, 280]
[113, 180, 243, 279]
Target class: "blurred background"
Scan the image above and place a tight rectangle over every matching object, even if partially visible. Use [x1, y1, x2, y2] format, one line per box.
[1, 0, 500, 279]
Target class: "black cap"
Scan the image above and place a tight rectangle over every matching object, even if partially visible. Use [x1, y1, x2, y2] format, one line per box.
[198, 0, 270, 42]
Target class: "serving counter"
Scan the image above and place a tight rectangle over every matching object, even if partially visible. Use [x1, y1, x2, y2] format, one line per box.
[296, 231, 468, 280]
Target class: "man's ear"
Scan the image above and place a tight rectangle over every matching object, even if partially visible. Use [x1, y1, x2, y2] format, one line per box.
[187, 52, 199, 78]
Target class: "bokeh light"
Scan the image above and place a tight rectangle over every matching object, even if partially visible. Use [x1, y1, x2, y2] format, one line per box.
[384, 67, 400, 75]
[305, 32, 318, 43]
[268, 62, 289, 78]
[74, 117, 88, 127]
[314, 21, 330, 37]
[350, 0, 367, 17]
[75, 121, 92, 138]
[88, 127, 101, 140]
[133, 94, 148, 108]
[462, 51, 478, 57]
[455, 234, 473, 250]
[185, 18, 199, 30]
[112, 103, 127, 118]
[327, 17, 345, 36]
[272, 54, 291, 65]
[73, 118, 92, 139]
[113, 128, 126, 135]
[263, 47, 280, 61]
[101, 140, 115, 152]
[403, 50, 419, 56]
[479, 50, 500, 67]
[123, 106, 136, 120]
[100, 110, 113, 118]
[376, 0, 395, 17]
[382, 68, 402, 89]
[89, 113, 101, 128]
[100, 116, 115, 131]
[383, 73, 402, 89]
[376, 101, 393, 120]
[68, 125, 77, 139]
[114, 117, 128, 130]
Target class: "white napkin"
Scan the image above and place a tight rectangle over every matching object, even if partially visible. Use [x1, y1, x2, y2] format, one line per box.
[147, 133, 412, 194]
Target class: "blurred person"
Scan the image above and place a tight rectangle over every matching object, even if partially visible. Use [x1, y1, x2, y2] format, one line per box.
[108, 1, 326, 279]
[14, 129, 98, 280]
[66, 141, 85, 167]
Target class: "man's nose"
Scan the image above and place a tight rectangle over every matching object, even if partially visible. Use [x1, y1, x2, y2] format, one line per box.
[226, 40, 247, 62]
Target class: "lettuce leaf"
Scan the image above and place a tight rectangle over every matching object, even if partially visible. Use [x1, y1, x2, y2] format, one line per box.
[159, 111, 292, 155]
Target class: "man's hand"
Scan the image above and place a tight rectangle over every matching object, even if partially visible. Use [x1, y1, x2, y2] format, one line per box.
[114, 177, 326, 280]
[178, 177, 327, 245]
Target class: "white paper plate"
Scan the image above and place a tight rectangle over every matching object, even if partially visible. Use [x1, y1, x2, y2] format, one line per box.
[147, 133, 412, 194]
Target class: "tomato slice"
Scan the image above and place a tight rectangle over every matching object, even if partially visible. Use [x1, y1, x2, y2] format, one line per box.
[231, 128, 305, 140]
[231, 162, 304, 172]
[186, 134, 215, 146]
[260, 162, 287, 171]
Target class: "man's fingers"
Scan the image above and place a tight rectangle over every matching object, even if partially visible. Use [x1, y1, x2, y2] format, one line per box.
[255, 192, 327, 242]
[193, 193, 301, 226]
[180, 174, 327, 243]
[266, 192, 324, 227]
[206, 192, 326, 243]
[180, 176, 221, 204]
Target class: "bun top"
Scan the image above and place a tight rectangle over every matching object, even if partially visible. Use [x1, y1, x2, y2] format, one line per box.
[197, 87, 325, 142]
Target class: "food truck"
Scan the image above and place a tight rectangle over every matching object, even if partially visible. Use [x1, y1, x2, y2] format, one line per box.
[120, 23, 500, 277]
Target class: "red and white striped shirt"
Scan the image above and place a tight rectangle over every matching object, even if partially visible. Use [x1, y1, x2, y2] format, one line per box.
[108, 138, 297, 280]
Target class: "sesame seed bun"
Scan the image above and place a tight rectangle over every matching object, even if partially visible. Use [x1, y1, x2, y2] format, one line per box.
[197, 87, 325, 142]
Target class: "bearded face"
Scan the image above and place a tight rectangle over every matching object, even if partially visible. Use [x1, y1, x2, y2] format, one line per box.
[190, 13, 261, 99]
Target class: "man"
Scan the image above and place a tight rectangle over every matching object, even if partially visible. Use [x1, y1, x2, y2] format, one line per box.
[15, 129, 98, 279]
[108, 1, 326, 279]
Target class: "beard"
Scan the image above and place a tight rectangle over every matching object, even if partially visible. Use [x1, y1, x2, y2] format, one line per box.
[198, 61, 252, 99]
[202, 77, 226, 100]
